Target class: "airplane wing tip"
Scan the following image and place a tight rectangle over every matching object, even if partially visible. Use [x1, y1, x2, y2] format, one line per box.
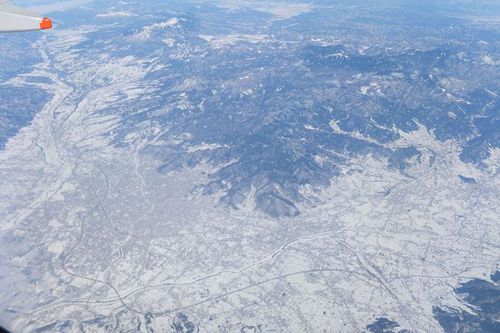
[40, 17, 53, 30]
[0, 2, 53, 32]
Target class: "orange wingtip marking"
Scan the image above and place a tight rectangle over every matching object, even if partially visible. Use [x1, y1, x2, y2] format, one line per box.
[40, 17, 53, 30]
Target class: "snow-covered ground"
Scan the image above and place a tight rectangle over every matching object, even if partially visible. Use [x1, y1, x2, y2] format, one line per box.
[0, 1, 498, 332]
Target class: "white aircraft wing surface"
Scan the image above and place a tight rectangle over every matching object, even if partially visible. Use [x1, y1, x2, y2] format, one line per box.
[0, 0, 52, 32]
